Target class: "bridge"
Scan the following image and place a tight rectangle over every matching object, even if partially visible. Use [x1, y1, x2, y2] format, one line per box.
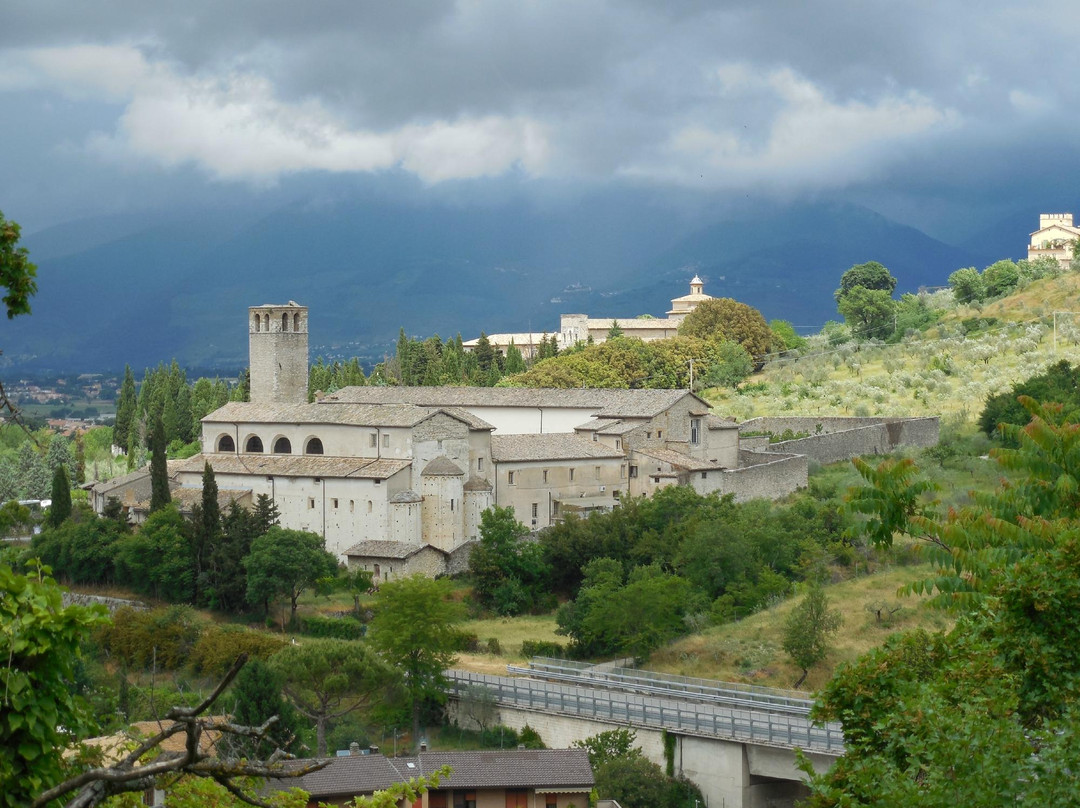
[445, 659, 843, 808]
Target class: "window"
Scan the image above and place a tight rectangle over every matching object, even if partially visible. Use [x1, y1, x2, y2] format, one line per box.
[646, 431, 652, 439]
[273, 437, 292, 454]
[253, 315, 260, 332]
[701, 471, 708, 480]
[620, 465, 627, 479]
[542, 470, 549, 483]
[308, 498, 315, 509]
[594, 465, 601, 479]
[382, 434, 390, 448]
[569, 468, 575, 482]
[367, 501, 373, 513]
[553, 501, 560, 516]
[332, 498, 339, 508]
[281, 312, 289, 331]
[217, 434, 235, 452]
[505, 791, 528, 808]
[477, 457, 484, 472]
[531, 502, 538, 518]
[245, 435, 263, 453]
[293, 312, 301, 331]
[369, 433, 377, 448]
[450, 499, 455, 511]
[691, 418, 701, 445]
[657, 430, 663, 439]
[350, 500, 355, 513]
[452, 793, 476, 808]
[616, 439, 621, 450]
[592, 432, 598, 442]
[629, 465, 638, 478]
[547, 800, 558, 808]
[306, 437, 324, 455]
[508, 471, 516, 485]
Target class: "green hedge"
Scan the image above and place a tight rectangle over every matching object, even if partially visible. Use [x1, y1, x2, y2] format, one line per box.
[299, 614, 365, 640]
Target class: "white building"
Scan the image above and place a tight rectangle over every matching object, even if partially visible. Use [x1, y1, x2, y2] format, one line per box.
[1028, 213, 1080, 268]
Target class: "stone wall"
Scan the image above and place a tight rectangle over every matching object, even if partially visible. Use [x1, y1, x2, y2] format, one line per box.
[717, 451, 808, 502]
[446, 541, 475, 576]
[62, 592, 147, 612]
[739, 416, 940, 466]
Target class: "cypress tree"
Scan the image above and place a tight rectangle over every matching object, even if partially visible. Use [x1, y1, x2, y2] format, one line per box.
[149, 412, 170, 512]
[114, 365, 136, 453]
[474, 332, 495, 372]
[47, 465, 71, 528]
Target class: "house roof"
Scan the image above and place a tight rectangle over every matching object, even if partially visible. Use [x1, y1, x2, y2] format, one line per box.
[175, 453, 411, 480]
[90, 467, 151, 495]
[325, 386, 705, 420]
[272, 749, 594, 798]
[463, 476, 493, 492]
[491, 434, 626, 463]
[134, 487, 251, 513]
[202, 401, 492, 431]
[706, 414, 740, 430]
[344, 541, 436, 560]
[634, 446, 725, 471]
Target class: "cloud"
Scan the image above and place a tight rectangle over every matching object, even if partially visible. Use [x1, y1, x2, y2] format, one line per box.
[5, 45, 550, 183]
[620, 67, 958, 190]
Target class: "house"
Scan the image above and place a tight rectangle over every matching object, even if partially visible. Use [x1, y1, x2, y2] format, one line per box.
[270, 748, 595, 808]
[463, 277, 715, 355]
[1028, 213, 1080, 268]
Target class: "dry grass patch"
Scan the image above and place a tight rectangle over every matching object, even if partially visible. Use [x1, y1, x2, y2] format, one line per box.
[648, 564, 952, 694]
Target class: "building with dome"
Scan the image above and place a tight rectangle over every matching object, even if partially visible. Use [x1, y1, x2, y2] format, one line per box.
[464, 277, 716, 359]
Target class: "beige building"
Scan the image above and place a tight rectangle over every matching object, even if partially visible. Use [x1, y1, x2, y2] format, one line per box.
[95, 302, 810, 581]
[1028, 213, 1080, 268]
[464, 277, 715, 357]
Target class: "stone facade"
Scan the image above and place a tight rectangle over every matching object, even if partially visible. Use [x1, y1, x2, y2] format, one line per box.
[100, 303, 939, 578]
[1028, 213, 1080, 268]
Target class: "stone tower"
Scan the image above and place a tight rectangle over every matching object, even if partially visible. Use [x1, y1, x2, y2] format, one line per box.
[249, 302, 309, 404]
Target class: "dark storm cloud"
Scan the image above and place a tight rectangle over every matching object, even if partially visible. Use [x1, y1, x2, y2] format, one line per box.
[1, 0, 1077, 230]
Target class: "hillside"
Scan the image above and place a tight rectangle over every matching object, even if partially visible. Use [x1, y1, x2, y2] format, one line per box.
[709, 277, 1080, 421]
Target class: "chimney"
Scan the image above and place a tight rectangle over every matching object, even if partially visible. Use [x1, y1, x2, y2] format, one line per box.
[369, 745, 379, 755]
[419, 740, 428, 752]
[349, 742, 360, 756]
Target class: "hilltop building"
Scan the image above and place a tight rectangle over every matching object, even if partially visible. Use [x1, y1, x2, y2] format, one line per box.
[463, 276, 715, 358]
[1028, 213, 1080, 268]
[92, 302, 938, 582]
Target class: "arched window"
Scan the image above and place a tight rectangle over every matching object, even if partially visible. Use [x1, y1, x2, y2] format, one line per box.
[217, 434, 235, 453]
[273, 437, 292, 454]
[305, 437, 324, 455]
[245, 435, 264, 453]
[263, 313, 270, 330]
[253, 315, 260, 333]
[282, 312, 289, 331]
[293, 312, 301, 332]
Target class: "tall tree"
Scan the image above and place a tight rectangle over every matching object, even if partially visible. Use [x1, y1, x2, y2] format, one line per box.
[834, 260, 897, 301]
[47, 465, 71, 528]
[677, 297, 777, 358]
[226, 658, 301, 759]
[473, 332, 495, 373]
[244, 527, 338, 625]
[149, 412, 170, 512]
[270, 638, 394, 757]
[114, 365, 137, 454]
[782, 584, 842, 687]
[190, 461, 221, 605]
[369, 575, 465, 748]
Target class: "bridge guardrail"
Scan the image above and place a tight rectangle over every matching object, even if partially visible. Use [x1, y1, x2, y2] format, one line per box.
[446, 670, 844, 754]
[514, 658, 813, 716]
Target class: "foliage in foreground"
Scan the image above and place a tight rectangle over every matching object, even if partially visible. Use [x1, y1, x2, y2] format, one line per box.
[804, 398, 1080, 804]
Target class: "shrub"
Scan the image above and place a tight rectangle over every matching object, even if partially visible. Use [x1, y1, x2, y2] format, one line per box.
[454, 632, 481, 652]
[98, 606, 203, 670]
[485, 637, 502, 655]
[299, 614, 365, 640]
[189, 624, 289, 676]
[521, 640, 567, 659]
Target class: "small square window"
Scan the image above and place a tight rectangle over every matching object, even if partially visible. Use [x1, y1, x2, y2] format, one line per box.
[382, 434, 390, 448]
[646, 431, 652, 439]
[701, 471, 707, 479]
[369, 433, 377, 448]
[508, 471, 516, 485]
[629, 465, 638, 479]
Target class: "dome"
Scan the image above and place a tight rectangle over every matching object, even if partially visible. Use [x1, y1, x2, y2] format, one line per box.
[389, 490, 422, 504]
[463, 476, 493, 492]
[421, 456, 465, 477]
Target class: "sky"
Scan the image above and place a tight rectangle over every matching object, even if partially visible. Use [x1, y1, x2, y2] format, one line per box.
[2, 1, 1078, 238]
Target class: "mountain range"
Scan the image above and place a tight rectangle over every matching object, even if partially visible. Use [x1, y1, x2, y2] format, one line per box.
[7, 193, 1010, 373]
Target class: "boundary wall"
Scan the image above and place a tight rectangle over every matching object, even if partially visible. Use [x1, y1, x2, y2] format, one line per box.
[739, 416, 939, 466]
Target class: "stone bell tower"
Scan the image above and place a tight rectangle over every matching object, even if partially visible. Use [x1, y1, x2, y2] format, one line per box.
[248, 302, 308, 404]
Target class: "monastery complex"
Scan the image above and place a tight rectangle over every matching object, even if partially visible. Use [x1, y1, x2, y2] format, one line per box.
[92, 300, 939, 582]
[463, 276, 714, 359]
[1028, 213, 1080, 267]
